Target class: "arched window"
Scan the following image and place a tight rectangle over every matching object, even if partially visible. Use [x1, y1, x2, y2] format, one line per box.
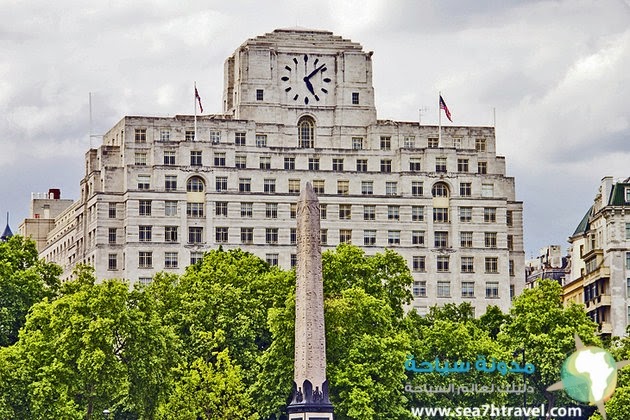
[432, 182, 450, 197]
[298, 116, 315, 148]
[187, 176, 205, 192]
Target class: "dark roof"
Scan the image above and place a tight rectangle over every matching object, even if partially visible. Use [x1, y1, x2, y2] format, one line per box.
[608, 183, 630, 206]
[1, 223, 12, 241]
[572, 207, 592, 236]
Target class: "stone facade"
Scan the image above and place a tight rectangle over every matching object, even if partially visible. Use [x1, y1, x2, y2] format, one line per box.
[31, 28, 525, 314]
[567, 176, 630, 337]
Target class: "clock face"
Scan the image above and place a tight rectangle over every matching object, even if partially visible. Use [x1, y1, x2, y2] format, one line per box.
[281, 54, 332, 105]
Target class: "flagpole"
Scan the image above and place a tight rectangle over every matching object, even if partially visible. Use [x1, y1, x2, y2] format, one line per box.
[438, 91, 442, 147]
[194, 82, 198, 141]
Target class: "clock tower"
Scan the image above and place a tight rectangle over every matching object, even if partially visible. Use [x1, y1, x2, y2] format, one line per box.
[223, 28, 377, 136]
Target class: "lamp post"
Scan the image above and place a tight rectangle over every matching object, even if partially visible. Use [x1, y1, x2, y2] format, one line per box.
[513, 348, 526, 420]
[103, 409, 111, 419]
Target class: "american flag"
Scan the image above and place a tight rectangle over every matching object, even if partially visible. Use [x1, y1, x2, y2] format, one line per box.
[439, 95, 452, 122]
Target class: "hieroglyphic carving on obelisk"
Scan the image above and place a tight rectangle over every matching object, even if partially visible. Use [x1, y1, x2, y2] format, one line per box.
[287, 182, 334, 419]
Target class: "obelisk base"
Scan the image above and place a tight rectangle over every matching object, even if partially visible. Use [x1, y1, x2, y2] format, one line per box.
[287, 380, 334, 420]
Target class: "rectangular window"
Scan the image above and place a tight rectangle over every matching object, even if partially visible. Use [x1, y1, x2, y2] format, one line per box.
[435, 231, 448, 248]
[291, 254, 297, 268]
[363, 205, 376, 221]
[457, 159, 469, 172]
[215, 176, 227, 192]
[308, 158, 320, 171]
[412, 206, 424, 222]
[239, 178, 251, 192]
[626, 223, 630, 240]
[139, 251, 153, 268]
[460, 232, 473, 248]
[437, 281, 451, 297]
[290, 203, 297, 219]
[135, 152, 147, 166]
[380, 136, 391, 150]
[388, 230, 401, 245]
[337, 180, 350, 195]
[265, 203, 278, 219]
[187, 202, 204, 218]
[626, 188, 630, 203]
[460, 207, 472, 222]
[108, 228, 117, 244]
[259, 156, 271, 169]
[215, 202, 228, 217]
[241, 228, 253, 244]
[509, 260, 515, 276]
[352, 137, 363, 150]
[135, 128, 147, 142]
[256, 89, 264, 101]
[364, 230, 376, 246]
[190, 252, 203, 265]
[235, 132, 246, 146]
[139, 225, 152, 242]
[165, 175, 177, 191]
[380, 159, 392, 173]
[352, 92, 360, 104]
[284, 157, 295, 170]
[312, 180, 325, 194]
[437, 256, 450, 272]
[265, 228, 278, 244]
[385, 181, 398, 196]
[164, 252, 178, 269]
[482, 183, 494, 197]
[109, 203, 117, 219]
[188, 227, 203, 244]
[435, 157, 447, 173]
[339, 229, 352, 244]
[462, 281, 475, 297]
[266, 254, 279, 267]
[387, 205, 400, 220]
[321, 229, 328, 245]
[209, 131, 221, 144]
[413, 256, 426, 272]
[361, 181, 373, 195]
[215, 227, 228, 243]
[108, 254, 117, 270]
[139, 200, 152, 216]
[409, 158, 422, 171]
[320, 204, 327, 220]
[507, 234, 514, 251]
[626, 252, 630, 270]
[264, 179, 276, 193]
[404, 136, 416, 148]
[240, 202, 252, 218]
[288, 179, 301, 194]
[290, 228, 297, 245]
[460, 182, 472, 197]
[413, 281, 427, 298]
[356, 159, 368, 172]
[332, 158, 344, 171]
[485, 232, 497, 248]
[164, 150, 176, 165]
[137, 175, 150, 190]
[412, 231, 425, 246]
[506, 210, 513, 227]
[160, 130, 171, 142]
[476, 138, 486, 151]
[190, 151, 202, 166]
[428, 137, 439, 148]
[235, 155, 247, 169]
[165, 226, 178, 242]
[433, 208, 449, 223]
[256, 134, 267, 147]
[461, 257, 474, 273]
[484, 207, 497, 222]
[485, 257, 499, 273]
[453, 138, 462, 148]
[486, 281, 499, 298]
[339, 204, 352, 220]
[411, 181, 423, 196]
[478, 161, 488, 174]
[186, 130, 195, 141]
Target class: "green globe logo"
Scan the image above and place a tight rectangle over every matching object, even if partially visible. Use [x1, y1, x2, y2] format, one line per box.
[548, 334, 630, 419]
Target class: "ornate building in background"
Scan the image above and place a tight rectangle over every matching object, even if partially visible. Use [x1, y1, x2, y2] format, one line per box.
[22, 29, 525, 314]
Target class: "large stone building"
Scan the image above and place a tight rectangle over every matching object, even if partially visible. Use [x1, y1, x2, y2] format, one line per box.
[27, 28, 525, 314]
[566, 176, 630, 337]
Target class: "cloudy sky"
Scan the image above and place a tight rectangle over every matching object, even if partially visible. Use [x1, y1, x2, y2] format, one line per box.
[2, 0, 629, 257]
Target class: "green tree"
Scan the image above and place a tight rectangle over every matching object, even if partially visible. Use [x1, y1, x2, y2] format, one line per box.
[0, 235, 61, 346]
[498, 279, 599, 415]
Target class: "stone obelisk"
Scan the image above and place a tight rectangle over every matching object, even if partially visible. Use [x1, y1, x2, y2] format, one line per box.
[287, 182, 334, 419]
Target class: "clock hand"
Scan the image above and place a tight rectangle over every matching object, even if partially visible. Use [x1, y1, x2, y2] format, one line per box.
[305, 63, 326, 80]
[303, 77, 315, 95]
